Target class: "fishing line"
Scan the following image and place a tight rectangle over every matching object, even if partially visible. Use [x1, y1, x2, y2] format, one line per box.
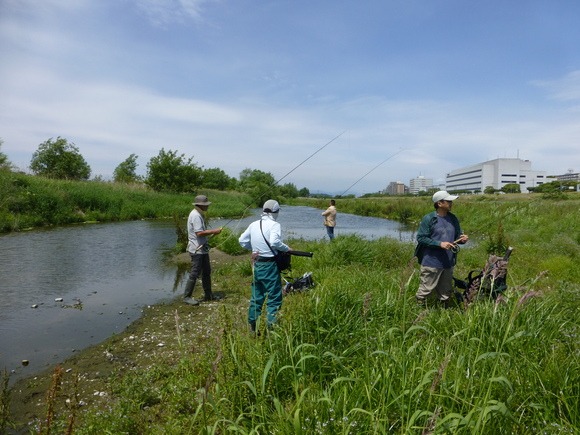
[338, 147, 405, 197]
[205, 131, 347, 249]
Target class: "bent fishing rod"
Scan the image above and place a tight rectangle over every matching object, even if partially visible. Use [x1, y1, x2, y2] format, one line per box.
[338, 147, 406, 197]
[219, 130, 347, 229]
[202, 131, 347, 251]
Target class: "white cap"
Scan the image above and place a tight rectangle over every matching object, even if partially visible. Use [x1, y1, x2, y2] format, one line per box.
[432, 190, 458, 203]
[262, 199, 280, 213]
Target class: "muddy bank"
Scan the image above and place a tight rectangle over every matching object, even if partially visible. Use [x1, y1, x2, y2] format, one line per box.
[6, 249, 249, 433]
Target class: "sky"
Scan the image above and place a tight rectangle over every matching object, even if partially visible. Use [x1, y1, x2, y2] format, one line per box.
[1, 0, 579, 195]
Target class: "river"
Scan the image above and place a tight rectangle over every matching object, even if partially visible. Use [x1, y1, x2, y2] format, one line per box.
[0, 206, 414, 383]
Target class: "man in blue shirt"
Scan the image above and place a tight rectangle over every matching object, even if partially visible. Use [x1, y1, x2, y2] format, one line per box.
[239, 199, 291, 333]
[415, 191, 469, 307]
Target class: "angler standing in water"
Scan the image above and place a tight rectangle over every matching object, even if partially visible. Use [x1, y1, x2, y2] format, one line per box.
[322, 199, 337, 240]
[183, 195, 223, 306]
[239, 200, 291, 333]
[414, 191, 469, 308]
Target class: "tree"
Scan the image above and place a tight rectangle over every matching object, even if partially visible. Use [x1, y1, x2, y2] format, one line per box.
[30, 137, 91, 180]
[279, 182, 299, 198]
[201, 167, 236, 190]
[0, 139, 10, 170]
[298, 187, 310, 197]
[501, 183, 521, 194]
[114, 154, 140, 183]
[484, 185, 496, 194]
[238, 168, 278, 207]
[145, 148, 201, 192]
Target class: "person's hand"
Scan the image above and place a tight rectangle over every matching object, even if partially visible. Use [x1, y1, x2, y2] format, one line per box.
[213, 227, 223, 235]
[456, 234, 469, 244]
[440, 241, 455, 250]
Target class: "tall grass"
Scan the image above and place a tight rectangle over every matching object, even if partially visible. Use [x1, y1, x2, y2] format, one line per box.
[70, 223, 577, 433]
[7, 188, 579, 433]
[0, 171, 251, 232]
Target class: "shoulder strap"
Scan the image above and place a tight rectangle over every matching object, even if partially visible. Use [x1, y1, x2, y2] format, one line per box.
[260, 219, 276, 256]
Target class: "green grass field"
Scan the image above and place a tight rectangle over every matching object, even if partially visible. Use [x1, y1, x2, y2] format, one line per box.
[2, 173, 578, 434]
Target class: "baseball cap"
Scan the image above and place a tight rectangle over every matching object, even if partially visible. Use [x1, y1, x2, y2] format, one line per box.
[432, 190, 458, 203]
[262, 199, 280, 213]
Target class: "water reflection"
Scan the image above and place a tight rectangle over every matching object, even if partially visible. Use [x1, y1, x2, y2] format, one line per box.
[0, 206, 414, 383]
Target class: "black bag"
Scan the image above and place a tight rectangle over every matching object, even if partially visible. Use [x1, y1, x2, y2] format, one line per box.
[275, 251, 292, 272]
[260, 220, 291, 272]
[283, 272, 315, 295]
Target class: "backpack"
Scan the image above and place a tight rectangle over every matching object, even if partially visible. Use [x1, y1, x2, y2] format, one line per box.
[283, 272, 315, 295]
[454, 247, 513, 305]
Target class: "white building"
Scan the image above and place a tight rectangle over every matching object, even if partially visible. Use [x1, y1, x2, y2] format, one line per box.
[446, 158, 547, 193]
[409, 175, 433, 194]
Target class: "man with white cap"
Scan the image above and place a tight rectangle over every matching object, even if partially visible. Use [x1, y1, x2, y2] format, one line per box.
[414, 190, 469, 307]
[239, 199, 291, 333]
[183, 194, 223, 305]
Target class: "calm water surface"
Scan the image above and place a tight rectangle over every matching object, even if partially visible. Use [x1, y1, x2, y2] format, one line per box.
[0, 206, 414, 383]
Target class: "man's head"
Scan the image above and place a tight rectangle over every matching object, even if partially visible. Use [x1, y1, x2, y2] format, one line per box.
[263, 199, 280, 220]
[432, 190, 458, 209]
[193, 195, 211, 211]
[330, 199, 336, 206]
[262, 199, 280, 213]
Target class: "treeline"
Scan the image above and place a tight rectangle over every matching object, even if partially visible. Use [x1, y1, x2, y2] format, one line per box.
[0, 137, 310, 205]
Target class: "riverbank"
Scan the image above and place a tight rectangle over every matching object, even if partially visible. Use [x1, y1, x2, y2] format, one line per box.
[6, 249, 249, 433]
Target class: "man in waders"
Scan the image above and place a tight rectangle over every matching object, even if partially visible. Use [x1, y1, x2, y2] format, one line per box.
[414, 191, 469, 308]
[183, 195, 223, 306]
[239, 200, 291, 333]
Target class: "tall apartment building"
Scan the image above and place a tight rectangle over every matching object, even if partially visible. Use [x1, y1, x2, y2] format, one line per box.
[384, 181, 408, 195]
[409, 175, 433, 194]
[446, 158, 547, 193]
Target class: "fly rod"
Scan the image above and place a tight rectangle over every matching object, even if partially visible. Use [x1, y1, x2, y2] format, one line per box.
[338, 147, 405, 197]
[220, 130, 347, 229]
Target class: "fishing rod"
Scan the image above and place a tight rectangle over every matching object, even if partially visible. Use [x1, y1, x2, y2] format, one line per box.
[199, 131, 347, 251]
[219, 130, 347, 229]
[338, 147, 405, 197]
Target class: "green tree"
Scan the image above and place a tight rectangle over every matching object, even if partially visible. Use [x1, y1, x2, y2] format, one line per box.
[201, 167, 236, 190]
[0, 138, 10, 169]
[502, 183, 521, 194]
[279, 182, 299, 198]
[30, 137, 91, 180]
[238, 168, 278, 207]
[145, 148, 201, 192]
[484, 185, 496, 194]
[298, 187, 310, 197]
[114, 154, 140, 183]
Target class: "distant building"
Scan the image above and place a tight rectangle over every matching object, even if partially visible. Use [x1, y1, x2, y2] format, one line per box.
[446, 158, 547, 193]
[409, 175, 433, 194]
[553, 171, 579, 182]
[384, 181, 408, 195]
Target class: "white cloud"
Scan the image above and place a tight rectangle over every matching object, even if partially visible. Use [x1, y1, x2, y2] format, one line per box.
[531, 70, 580, 102]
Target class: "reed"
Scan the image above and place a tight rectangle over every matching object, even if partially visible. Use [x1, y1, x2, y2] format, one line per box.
[6, 189, 579, 434]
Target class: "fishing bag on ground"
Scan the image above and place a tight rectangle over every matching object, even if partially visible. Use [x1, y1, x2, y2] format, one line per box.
[283, 272, 315, 295]
[454, 247, 513, 305]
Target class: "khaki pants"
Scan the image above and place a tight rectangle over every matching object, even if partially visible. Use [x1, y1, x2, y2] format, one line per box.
[416, 266, 453, 302]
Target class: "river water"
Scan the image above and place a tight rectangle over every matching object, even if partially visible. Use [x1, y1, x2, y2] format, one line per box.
[0, 206, 414, 383]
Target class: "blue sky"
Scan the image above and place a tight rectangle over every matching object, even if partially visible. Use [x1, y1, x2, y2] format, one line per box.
[1, 0, 579, 195]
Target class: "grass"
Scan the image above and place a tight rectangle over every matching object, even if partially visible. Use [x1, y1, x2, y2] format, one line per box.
[3, 182, 579, 434]
[0, 170, 251, 232]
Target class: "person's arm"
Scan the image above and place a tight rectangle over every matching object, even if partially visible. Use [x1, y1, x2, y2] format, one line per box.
[416, 214, 440, 248]
[269, 222, 290, 252]
[196, 227, 222, 237]
[238, 226, 252, 250]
